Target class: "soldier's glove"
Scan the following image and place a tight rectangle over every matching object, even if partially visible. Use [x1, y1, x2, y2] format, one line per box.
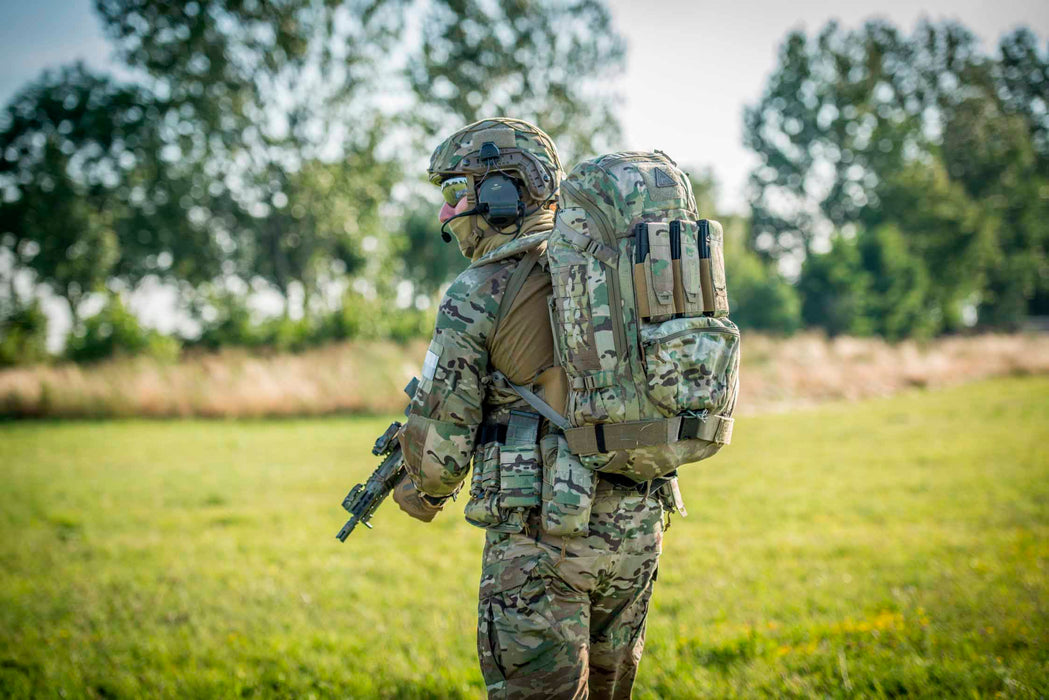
[392, 472, 446, 523]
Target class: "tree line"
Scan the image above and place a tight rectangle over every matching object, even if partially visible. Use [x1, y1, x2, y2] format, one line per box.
[0, 3, 1046, 366]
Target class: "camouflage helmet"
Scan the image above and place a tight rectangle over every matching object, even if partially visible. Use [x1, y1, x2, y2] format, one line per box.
[427, 117, 563, 204]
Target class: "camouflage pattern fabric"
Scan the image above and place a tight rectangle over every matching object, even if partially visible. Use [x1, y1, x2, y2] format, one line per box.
[427, 118, 564, 205]
[478, 484, 663, 699]
[547, 152, 742, 481]
[399, 231, 552, 501]
[399, 217, 668, 697]
[404, 130, 687, 698]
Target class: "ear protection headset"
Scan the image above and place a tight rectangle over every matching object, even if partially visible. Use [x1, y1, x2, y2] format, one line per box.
[440, 142, 526, 242]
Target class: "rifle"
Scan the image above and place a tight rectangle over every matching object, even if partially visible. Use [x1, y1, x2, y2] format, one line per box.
[335, 377, 418, 542]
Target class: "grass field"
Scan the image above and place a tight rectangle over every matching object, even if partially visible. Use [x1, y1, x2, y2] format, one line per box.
[1, 377, 1047, 698]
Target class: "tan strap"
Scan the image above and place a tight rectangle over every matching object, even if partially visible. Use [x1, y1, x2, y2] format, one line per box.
[493, 246, 543, 336]
[559, 225, 618, 267]
[564, 414, 733, 456]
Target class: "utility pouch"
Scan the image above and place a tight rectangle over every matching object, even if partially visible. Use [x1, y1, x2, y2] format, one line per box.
[498, 411, 542, 509]
[634, 222, 676, 322]
[464, 440, 503, 527]
[670, 220, 685, 317]
[541, 433, 597, 537]
[633, 224, 651, 321]
[673, 220, 704, 317]
[499, 445, 541, 508]
[698, 219, 729, 317]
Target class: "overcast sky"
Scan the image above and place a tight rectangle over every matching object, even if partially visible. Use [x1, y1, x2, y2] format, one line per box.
[2, 0, 1048, 213]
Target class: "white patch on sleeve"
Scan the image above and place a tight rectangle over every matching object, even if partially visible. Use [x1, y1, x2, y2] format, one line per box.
[422, 348, 440, 380]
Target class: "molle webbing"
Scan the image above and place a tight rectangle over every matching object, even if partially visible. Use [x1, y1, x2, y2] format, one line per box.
[564, 415, 733, 456]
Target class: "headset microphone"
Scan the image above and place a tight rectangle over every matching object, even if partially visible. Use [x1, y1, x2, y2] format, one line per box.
[439, 205, 482, 243]
[439, 142, 525, 243]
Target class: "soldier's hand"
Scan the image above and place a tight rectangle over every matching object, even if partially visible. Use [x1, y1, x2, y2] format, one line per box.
[392, 473, 445, 523]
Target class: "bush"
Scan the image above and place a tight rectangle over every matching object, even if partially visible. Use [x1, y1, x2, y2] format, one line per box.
[0, 301, 50, 367]
[858, 224, 938, 340]
[321, 291, 435, 344]
[722, 216, 802, 334]
[192, 290, 437, 354]
[798, 235, 873, 337]
[66, 294, 180, 363]
[798, 225, 941, 340]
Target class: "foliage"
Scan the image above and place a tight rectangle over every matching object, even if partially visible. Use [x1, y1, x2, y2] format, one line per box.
[0, 0, 629, 364]
[408, 0, 625, 163]
[0, 300, 49, 368]
[321, 290, 437, 345]
[65, 293, 180, 363]
[745, 20, 1049, 330]
[0, 377, 1046, 696]
[398, 203, 469, 298]
[0, 64, 228, 296]
[798, 233, 872, 337]
[192, 290, 436, 354]
[721, 216, 801, 335]
[856, 223, 937, 340]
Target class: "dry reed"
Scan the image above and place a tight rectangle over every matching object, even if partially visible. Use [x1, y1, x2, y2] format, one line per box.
[1, 333, 1046, 419]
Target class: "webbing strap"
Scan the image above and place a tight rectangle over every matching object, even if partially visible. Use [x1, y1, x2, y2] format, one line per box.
[564, 415, 734, 456]
[559, 226, 617, 267]
[491, 371, 572, 432]
[493, 246, 544, 336]
[569, 370, 618, 391]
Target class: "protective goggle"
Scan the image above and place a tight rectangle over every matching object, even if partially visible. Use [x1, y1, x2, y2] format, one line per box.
[440, 176, 469, 206]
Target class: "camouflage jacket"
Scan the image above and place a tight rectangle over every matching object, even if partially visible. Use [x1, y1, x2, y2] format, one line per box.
[399, 230, 552, 502]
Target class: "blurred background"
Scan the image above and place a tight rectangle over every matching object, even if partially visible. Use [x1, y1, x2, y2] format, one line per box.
[0, 0, 1047, 419]
[1, 2, 1048, 699]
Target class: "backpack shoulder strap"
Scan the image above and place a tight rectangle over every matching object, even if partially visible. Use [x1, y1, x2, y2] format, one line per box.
[493, 245, 543, 336]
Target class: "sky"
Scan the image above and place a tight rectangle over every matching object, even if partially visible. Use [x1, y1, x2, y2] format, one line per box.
[2, 0, 1048, 211]
[1, 0, 1048, 345]
[606, 0, 1049, 212]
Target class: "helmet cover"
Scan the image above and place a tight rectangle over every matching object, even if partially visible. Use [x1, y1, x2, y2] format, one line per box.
[427, 117, 563, 204]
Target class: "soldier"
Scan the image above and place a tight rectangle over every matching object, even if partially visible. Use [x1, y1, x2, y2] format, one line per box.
[393, 118, 666, 699]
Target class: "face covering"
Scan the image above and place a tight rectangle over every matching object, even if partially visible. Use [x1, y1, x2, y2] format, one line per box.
[445, 213, 484, 259]
[447, 208, 557, 261]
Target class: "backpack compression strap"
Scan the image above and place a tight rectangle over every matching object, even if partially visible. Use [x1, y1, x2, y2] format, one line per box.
[494, 369, 733, 454]
[563, 415, 734, 455]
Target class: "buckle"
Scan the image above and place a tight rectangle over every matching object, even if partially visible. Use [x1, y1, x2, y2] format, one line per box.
[678, 410, 709, 440]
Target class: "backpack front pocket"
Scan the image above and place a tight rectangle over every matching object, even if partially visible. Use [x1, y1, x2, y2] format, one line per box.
[641, 317, 740, 417]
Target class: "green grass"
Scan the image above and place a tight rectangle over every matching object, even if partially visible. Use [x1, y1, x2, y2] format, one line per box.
[1, 376, 1047, 698]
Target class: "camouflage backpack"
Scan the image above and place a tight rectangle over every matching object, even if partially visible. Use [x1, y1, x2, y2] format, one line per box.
[529, 151, 741, 482]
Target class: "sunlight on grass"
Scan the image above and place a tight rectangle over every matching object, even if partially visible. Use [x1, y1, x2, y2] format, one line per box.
[0, 376, 1047, 697]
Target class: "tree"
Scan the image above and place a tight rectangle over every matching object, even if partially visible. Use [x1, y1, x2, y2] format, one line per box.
[746, 19, 1049, 333]
[2, 0, 629, 361]
[856, 223, 936, 340]
[940, 89, 1049, 328]
[722, 215, 801, 335]
[0, 63, 230, 320]
[744, 20, 989, 262]
[797, 234, 872, 337]
[408, 0, 625, 163]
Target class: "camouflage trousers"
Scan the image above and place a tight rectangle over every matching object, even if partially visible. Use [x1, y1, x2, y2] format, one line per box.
[477, 483, 664, 699]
